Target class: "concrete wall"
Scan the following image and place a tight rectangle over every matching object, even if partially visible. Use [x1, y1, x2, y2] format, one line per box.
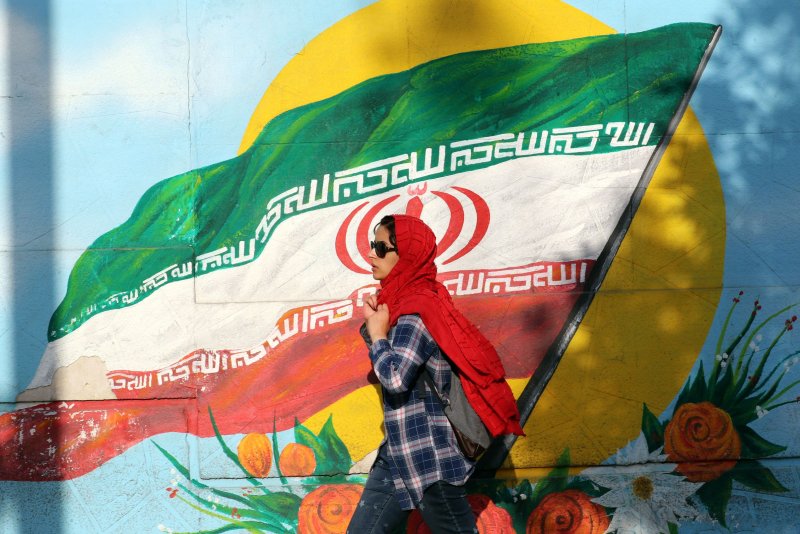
[1, 1, 799, 532]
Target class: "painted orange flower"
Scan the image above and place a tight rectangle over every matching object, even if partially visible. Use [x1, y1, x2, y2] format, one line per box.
[469, 494, 514, 533]
[298, 484, 363, 534]
[664, 401, 742, 482]
[407, 493, 513, 533]
[526, 489, 609, 534]
[236, 433, 272, 478]
[279, 442, 317, 477]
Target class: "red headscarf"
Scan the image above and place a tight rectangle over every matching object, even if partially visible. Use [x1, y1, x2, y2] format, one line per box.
[377, 214, 524, 437]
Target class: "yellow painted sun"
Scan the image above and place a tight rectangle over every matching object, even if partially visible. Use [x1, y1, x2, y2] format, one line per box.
[241, 0, 725, 473]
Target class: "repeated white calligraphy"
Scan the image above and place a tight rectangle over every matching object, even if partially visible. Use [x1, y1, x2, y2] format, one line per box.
[64, 120, 650, 337]
[107, 260, 593, 392]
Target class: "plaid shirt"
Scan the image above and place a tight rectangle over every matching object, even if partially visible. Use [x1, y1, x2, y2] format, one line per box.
[368, 314, 475, 510]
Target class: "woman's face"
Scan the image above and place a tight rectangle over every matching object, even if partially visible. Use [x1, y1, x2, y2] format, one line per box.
[369, 225, 399, 280]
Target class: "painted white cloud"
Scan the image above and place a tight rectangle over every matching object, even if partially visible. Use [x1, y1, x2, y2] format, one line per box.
[52, 25, 189, 121]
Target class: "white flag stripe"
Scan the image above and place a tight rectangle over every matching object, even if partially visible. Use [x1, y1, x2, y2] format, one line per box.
[27, 146, 652, 390]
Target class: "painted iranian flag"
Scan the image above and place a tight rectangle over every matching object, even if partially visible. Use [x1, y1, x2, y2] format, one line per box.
[1, 23, 720, 480]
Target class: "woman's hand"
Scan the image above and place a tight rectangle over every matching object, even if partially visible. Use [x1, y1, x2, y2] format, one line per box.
[363, 295, 390, 341]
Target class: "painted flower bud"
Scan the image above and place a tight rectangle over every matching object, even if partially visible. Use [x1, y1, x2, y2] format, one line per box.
[237, 433, 272, 478]
[279, 443, 317, 477]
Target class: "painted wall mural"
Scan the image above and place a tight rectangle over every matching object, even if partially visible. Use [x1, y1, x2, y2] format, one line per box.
[1, 1, 799, 533]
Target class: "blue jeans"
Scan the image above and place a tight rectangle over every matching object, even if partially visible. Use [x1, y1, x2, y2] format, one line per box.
[347, 448, 477, 534]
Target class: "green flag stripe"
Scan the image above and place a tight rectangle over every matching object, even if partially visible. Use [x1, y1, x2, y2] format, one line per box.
[49, 23, 718, 340]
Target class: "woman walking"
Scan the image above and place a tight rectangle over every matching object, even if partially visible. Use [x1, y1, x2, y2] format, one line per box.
[347, 214, 522, 533]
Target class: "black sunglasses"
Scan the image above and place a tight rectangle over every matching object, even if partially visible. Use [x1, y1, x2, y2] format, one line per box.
[370, 240, 397, 259]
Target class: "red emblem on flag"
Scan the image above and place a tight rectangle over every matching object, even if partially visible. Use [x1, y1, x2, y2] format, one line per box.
[335, 184, 490, 273]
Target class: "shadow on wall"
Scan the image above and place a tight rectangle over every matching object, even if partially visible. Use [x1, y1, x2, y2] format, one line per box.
[697, 1, 800, 287]
[4, 0, 61, 532]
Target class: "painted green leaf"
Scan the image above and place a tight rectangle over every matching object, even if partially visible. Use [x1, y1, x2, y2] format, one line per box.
[208, 407, 266, 485]
[248, 492, 303, 522]
[710, 363, 734, 405]
[180, 525, 245, 534]
[173, 490, 290, 534]
[686, 362, 709, 403]
[516, 479, 535, 496]
[174, 479, 288, 529]
[725, 352, 757, 407]
[293, 418, 349, 477]
[273, 414, 287, 483]
[153, 440, 261, 508]
[641, 403, 664, 452]
[728, 395, 763, 424]
[675, 383, 692, 410]
[152, 440, 191, 480]
[208, 407, 242, 466]
[731, 461, 790, 493]
[498, 479, 537, 534]
[319, 415, 352, 473]
[294, 419, 331, 475]
[738, 425, 787, 459]
[696, 473, 732, 527]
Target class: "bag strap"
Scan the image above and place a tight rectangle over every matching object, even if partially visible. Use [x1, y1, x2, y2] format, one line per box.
[416, 369, 445, 404]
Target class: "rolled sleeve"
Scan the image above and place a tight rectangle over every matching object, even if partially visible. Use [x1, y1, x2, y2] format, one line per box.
[369, 315, 433, 395]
